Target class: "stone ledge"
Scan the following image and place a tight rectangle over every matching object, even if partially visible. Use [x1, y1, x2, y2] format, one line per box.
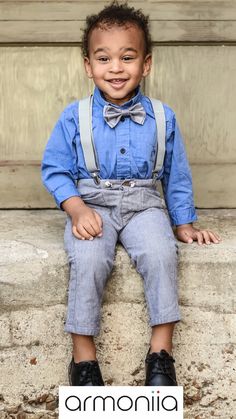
[1, 210, 236, 311]
[0, 209, 236, 418]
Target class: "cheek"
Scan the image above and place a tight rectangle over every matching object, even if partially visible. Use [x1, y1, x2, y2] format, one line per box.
[132, 67, 145, 79]
[132, 62, 145, 75]
[91, 67, 104, 78]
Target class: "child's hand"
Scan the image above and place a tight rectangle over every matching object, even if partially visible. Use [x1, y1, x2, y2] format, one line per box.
[72, 204, 103, 241]
[175, 223, 221, 245]
[62, 196, 103, 240]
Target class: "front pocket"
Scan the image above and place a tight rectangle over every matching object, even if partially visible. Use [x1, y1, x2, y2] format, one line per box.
[142, 188, 164, 210]
[80, 190, 106, 207]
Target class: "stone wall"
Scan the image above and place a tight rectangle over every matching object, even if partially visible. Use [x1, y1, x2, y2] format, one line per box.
[0, 209, 236, 418]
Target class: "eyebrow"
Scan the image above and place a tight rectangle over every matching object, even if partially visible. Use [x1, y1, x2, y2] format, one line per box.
[94, 47, 138, 54]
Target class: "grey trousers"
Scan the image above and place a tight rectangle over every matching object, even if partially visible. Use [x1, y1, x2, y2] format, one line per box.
[64, 179, 180, 336]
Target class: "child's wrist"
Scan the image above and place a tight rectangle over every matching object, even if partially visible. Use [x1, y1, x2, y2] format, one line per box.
[61, 196, 86, 216]
[176, 223, 193, 230]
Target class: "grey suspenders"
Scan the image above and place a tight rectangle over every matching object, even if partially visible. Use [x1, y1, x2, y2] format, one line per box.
[78, 95, 166, 181]
[150, 97, 166, 178]
[78, 96, 99, 181]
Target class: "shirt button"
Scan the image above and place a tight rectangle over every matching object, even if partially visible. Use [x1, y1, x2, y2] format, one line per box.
[120, 148, 126, 154]
[120, 116, 125, 122]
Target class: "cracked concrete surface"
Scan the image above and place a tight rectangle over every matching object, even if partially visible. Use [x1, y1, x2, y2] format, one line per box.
[0, 209, 236, 418]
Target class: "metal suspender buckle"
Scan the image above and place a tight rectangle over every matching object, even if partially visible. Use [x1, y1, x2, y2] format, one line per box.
[152, 170, 159, 185]
[91, 172, 101, 185]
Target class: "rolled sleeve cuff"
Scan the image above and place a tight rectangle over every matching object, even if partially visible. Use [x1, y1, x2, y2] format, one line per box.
[53, 183, 81, 210]
[168, 207, 198, 226]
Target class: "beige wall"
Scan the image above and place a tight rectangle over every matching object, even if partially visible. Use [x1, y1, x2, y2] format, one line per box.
[0, 1, 235, 208]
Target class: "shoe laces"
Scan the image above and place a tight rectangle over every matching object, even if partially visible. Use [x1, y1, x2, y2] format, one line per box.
[78, 362, 102, 385]
[146, 351, 175, 377]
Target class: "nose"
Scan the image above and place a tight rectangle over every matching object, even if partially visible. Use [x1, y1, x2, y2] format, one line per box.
[109, 59, 124, 73]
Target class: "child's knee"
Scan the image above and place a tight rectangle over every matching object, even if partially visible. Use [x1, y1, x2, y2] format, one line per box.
[139, 239, 178, 272]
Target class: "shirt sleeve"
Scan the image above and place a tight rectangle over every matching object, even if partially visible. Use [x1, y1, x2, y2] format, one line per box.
[161, 112, 198, 226]
[41, 106, 81, 210]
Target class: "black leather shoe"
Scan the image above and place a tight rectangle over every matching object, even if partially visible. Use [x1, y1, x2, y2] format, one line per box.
[145, 349, 177, 386]
[68, 358, 104, 386]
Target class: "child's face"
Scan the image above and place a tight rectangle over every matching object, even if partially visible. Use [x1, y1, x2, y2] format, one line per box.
[84, 24, 152, 105]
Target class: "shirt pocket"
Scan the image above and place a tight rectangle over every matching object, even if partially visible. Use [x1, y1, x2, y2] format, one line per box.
[131, 146, 156, 177]
[131, 135, 157, 177]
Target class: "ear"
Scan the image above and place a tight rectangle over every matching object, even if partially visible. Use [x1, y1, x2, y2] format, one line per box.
[84, 57, 93, 79]
[142, 54, 152, 78]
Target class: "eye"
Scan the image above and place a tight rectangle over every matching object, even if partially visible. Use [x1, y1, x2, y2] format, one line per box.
[122, 56, 135, 62]
[97, 57, 109, 62]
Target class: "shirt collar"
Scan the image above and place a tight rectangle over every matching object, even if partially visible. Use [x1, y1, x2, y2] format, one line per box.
[93, 85, 143, 109]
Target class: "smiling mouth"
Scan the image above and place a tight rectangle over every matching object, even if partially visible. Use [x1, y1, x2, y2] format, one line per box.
[107, 79, 128, 84]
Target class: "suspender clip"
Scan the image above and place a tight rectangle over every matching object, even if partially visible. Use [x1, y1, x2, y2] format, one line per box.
[91, 172, 101, 185]
[152, 170, 159, 177]
[152, 170, 160, 184]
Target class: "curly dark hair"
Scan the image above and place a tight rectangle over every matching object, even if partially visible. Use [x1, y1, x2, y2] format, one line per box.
[81, 0, 152, 57]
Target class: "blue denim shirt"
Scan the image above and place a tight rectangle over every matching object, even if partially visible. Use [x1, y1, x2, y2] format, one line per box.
[41, 86, 197, 226]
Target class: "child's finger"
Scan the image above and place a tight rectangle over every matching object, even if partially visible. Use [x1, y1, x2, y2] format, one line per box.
[94, 212, 103, 235]
[89, 214, 102, 236]
[201, 230, 211, 244]
[184, 232, 193, 244]
[83, 220, 98, 237]
[195, 231, 204, 245]
[208, 231, 221, 243]
[76, 224, 94, 240]
[177, 230, 193, 244]
[72, 225, 85, 240]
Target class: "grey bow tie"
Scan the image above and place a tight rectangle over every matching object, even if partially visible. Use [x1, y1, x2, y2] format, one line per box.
[103, 102, 146, 128]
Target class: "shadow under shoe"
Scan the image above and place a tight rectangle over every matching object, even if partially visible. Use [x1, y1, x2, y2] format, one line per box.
[145, 349, 178, 386]
[68, 358, 104, 386]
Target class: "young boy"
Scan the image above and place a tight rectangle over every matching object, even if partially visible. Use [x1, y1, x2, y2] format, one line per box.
[41, 1, 220, 386]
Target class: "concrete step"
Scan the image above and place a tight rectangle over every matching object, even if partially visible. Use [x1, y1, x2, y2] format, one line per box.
[0, 209, 236, 418]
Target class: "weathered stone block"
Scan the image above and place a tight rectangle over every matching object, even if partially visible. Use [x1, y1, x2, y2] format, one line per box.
[0, 209, 236, 418]
[10, 306, 68, 348]
[0, 314, 11, 348]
